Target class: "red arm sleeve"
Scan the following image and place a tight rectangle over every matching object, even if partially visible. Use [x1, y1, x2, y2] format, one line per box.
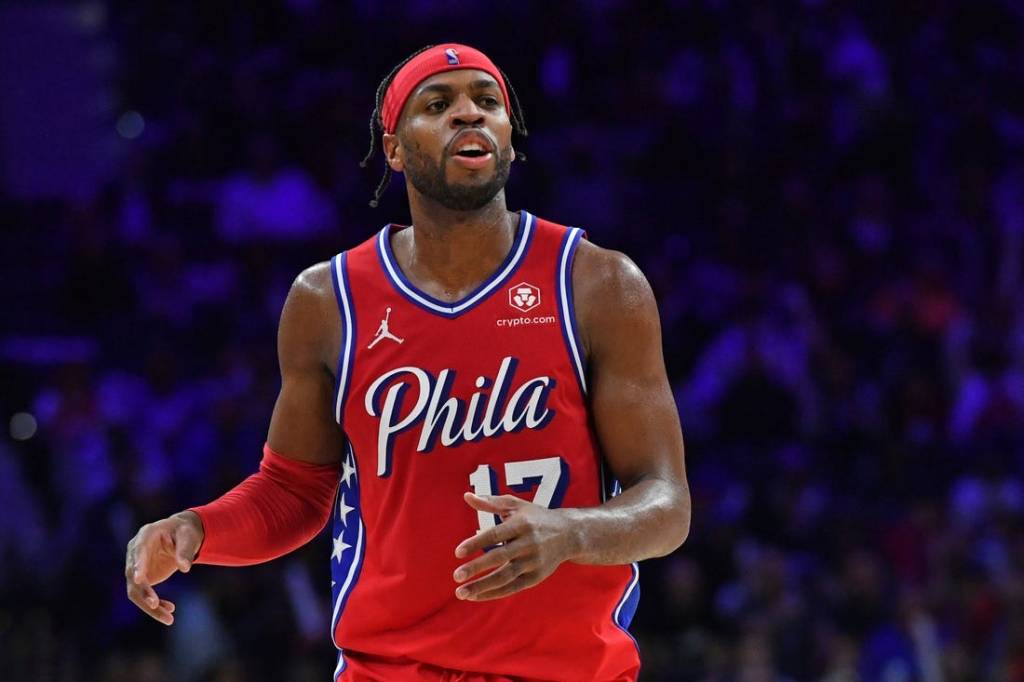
[188, 443, 340, 566]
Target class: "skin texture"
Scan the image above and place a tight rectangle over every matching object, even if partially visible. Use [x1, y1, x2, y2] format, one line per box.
[125, 66, 689, 622]
[125, 263, 342, 625]
[451, 241, 690, 600]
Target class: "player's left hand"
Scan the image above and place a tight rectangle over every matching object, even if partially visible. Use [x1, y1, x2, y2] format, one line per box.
[452, 492, 578, 601]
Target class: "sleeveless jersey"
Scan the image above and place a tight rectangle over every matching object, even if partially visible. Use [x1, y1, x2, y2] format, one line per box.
[327, 210, 641, 681]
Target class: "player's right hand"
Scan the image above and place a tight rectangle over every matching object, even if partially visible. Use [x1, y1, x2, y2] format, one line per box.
[125, 511, 204, 625]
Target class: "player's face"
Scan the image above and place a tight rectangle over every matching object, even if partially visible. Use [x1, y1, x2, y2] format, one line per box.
[387, 69, 514, 211]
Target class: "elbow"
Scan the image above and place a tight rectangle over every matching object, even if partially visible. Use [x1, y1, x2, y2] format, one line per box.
[656, 485, 691, 557]
[311, 487, 339, 538]
[663, 514, 690, 558]
[674, 507, 691, 551]
[675, 483, 692, 548]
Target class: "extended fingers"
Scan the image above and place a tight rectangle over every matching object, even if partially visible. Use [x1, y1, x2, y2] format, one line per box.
[455, 519, 518, 558]
[463, 493, 523, 515]
[454, 543, 517, 583]
[462, 572, 538, 602]
[125, 524, 177, 624]
[124, 556, 159, 610]
[455, 559, 531, 601]
[126, 581, 175, 625]
[138, 581, 160, 609]
[147, 598, 176, 625]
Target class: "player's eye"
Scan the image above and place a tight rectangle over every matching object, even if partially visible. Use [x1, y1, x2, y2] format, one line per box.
[480, 96, 499, 107]
[427, 100, 448, 112]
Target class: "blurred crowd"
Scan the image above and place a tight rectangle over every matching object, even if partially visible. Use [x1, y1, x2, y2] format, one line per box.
[3, 0, 1024, 680]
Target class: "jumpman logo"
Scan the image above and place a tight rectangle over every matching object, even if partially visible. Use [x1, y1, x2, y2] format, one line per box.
[368, 307, 405, 349]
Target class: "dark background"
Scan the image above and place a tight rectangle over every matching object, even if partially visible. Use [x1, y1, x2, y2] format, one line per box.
[2, 1, 1023, 680]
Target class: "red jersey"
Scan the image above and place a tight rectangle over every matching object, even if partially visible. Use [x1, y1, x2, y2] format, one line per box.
[327, 210, 640, 681]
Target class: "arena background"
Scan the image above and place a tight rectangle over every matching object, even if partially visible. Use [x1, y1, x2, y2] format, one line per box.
[2, 1, 1023, 680]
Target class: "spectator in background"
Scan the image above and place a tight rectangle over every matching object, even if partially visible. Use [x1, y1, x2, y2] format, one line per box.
[216, 131, 336, 243]
[678, 281, 822, 443]
[3, 1, 1024, 679]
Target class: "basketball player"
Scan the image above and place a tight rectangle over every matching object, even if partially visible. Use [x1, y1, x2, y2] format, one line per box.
[125, 43, 690, 681]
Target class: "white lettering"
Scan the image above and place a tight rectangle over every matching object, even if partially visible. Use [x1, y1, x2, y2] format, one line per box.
[416, 369, 463, 451]
[365, 367, 431, 476]
[482, 357, 515, 437]
[502, 377, 553, 431]
[364, 357, 555, 477]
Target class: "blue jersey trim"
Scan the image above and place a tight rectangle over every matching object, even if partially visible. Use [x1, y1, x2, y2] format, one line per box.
[333, 650, 346, 680]
[330, 442, 366, 658]
[331, 253, 356, 425]
[556, 227, 588, 395]
[613, 562, 641, 655]
[376, 210, 535, 318]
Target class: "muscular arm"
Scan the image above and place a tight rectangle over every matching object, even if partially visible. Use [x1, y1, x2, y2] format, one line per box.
[126, 261, 344, 622]
[189, 261, 346, 564]
[452, 240, 689, 600]
[266, 261, 346, 463]
[564, 241, 690, 564]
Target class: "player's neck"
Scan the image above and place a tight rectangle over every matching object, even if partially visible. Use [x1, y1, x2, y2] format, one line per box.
[397, 193, 519, 297]
[407, 189, 510, 241]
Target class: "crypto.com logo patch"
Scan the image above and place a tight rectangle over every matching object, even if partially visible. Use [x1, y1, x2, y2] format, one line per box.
[508, 282, 541, 313]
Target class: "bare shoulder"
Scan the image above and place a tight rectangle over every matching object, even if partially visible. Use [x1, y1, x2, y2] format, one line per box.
[284, 260, 337, 326]
[291, 260, 335, 300]
[572, 239, 658, 360]
[279, 260, 341, 371]
[572, 239, 652, 309]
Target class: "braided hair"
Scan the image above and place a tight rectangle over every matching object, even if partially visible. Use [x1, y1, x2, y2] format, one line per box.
[360, 45, 530, 208]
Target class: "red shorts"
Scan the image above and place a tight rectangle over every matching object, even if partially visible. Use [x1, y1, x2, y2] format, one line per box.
[336, 650, 557, 682]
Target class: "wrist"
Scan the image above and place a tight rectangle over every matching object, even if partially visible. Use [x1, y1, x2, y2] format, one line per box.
[559, 507, 587, 563]
[173, 510, 205, 561]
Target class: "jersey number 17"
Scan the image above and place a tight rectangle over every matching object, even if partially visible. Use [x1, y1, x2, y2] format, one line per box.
[467, 456, 568, 533]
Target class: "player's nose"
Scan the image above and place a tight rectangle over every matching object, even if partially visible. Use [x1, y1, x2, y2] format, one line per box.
[448, 93, 486, 127]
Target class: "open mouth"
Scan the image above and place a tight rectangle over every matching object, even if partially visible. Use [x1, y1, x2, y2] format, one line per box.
[449, 131, 495, 162]
[448, 130, 495, 169]
[449, 137, 495, 170]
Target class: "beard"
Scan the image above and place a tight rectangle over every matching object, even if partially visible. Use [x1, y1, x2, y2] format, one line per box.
[401, 137, 512, 211]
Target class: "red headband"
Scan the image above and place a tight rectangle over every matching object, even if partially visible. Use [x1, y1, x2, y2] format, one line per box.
[380, 43, 511, 135]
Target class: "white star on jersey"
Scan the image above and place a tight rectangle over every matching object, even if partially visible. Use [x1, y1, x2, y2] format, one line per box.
[337, 493, 355, 525]
[332, 449, 360, 576]
[341, 454, 357, 487]
[332, 534, 351, 563]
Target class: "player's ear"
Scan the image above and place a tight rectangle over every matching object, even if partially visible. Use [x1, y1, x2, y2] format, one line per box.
[383, 133, 404, 172]
[510, 145, 515, 163]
